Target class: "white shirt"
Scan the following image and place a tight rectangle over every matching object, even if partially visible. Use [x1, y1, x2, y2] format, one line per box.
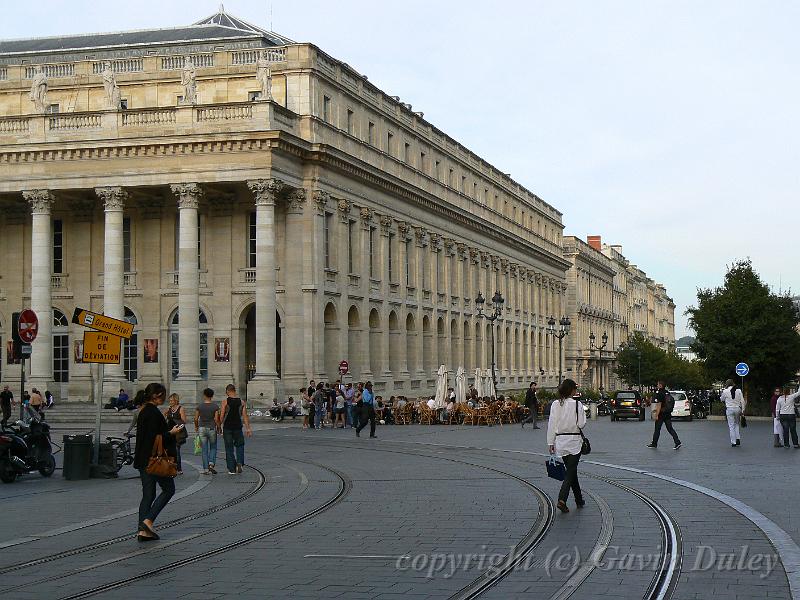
[547, 398, 587, 457]
[776, 391, 800, 416]
[427, 399, 436, 410]
[721, 386, 745, 411]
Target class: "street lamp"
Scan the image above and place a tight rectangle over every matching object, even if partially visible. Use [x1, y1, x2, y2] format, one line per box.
[475, 290, 504, 395]
[589, 331, 608, 390]
[633, 348, 642, 392]
[546, 315, 570, 383]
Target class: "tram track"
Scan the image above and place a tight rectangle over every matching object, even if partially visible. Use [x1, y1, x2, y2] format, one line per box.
[54, 457, 351, 600]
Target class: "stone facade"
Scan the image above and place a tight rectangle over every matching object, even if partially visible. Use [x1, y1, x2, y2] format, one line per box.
[0, 10, 571, 404]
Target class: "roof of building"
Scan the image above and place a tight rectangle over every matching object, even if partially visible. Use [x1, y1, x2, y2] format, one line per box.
[0, 5, 293, 55]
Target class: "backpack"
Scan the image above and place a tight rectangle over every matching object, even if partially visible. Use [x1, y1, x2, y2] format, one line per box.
[662, 392, 675, 415]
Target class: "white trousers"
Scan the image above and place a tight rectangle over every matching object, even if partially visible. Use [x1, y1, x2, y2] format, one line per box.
[774, 417, 784, 441]
[726, 408, 741, 444]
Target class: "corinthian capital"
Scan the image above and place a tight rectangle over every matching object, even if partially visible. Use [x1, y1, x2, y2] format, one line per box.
[170, 183, 202, 209]
[23, 190, 55, 214]
[286, 188, 307, 213]
[95, 186, 127, 211]
[360, 206, 374, 229]
[313, 190, 330, 215]
[247, 178, 285, 206]
[337, 198, 351, 223]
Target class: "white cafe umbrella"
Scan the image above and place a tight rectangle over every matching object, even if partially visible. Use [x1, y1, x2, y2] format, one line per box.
[434, 364, 448, 409]
[474, 368, 484, 399]
[455, 367, 467, 405]
[484, 368, 496, 399]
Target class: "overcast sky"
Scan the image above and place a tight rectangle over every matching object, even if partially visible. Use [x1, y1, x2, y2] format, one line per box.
[4, 1, 799, 336]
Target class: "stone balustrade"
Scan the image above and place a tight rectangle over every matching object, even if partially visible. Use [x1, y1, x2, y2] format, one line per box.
[0, 101, 295, 144]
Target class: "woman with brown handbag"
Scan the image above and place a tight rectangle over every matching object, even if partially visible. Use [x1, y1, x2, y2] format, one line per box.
[134, 382, 183, 542]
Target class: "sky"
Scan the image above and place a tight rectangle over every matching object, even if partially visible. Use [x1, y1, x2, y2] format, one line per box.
[3, 1, 799, 336]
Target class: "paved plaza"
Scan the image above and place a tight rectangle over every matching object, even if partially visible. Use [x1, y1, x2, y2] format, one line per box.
[1, 416, 797, 600]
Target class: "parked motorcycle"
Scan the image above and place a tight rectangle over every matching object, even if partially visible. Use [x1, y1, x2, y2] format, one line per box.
[0, 415, 56, 483]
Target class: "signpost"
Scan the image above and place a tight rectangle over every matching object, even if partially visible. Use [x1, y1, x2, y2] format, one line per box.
[73, 307, 128, 463]
[338, 360, 349, 376]
[18, 309, 39, 343]
[13, 309, 38, 421]
[735, 362, 749, 401]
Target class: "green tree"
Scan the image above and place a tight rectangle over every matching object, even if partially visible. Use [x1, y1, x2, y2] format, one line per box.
[686, 259, 800, 403]
[615, 332, 710, 390]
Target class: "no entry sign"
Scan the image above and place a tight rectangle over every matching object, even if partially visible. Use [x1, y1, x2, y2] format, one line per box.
[339, 360, 349, 375]
[18, 309, 39, 343]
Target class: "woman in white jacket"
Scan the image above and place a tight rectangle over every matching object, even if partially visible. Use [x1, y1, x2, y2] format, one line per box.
[547, 379, 586, 513]
[775, 387, 800, 449]
[720, 379, 746, 447]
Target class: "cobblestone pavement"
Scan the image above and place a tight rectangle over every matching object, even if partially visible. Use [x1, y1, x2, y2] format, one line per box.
[0, 416, 795, 599]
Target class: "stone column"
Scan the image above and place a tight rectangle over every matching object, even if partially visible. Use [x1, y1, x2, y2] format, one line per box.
[283, 187, 307, 385]
[96, 186, 127, 398]
[310, 191, 330, 381]
[170, 183, 202, 399]
[24, 190, 54, 392]
[246, 179, 283, 403]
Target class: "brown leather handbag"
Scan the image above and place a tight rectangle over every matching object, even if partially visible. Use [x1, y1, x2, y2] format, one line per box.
[145, 434, 177, 478]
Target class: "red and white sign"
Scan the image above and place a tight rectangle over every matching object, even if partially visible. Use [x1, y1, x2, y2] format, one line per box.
[18, 309, 39, 343]
[338, 360, 349, 375]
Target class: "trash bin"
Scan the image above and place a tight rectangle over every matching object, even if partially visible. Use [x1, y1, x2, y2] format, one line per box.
[62, 434, 92, 480]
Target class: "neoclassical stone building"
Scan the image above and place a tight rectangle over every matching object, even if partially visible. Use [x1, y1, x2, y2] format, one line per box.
[0, 9, 571, 403]
[562, 235, 676, 391]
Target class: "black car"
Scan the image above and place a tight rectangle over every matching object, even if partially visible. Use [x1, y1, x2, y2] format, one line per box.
[610, 390, 646, 421]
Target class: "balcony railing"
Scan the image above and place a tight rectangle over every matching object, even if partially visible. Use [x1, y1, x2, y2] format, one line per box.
[51, 274, 68, 289]
[239, 268, 256, 284]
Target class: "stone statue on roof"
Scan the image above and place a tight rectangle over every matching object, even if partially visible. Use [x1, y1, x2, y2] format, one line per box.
[256, 51, 272, 101]
[101, 62, 121, 110]
[180, 56, 197, 105]
[29, 67, 48, 114]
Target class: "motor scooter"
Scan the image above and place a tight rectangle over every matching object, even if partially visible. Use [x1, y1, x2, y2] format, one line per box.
[0, 410, 56, 483]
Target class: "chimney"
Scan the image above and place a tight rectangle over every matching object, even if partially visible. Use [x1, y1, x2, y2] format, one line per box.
[587, 235, 602, 251]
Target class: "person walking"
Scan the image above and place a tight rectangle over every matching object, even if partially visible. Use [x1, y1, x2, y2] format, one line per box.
[647, 381, 681, 450]
[334, 387, 347, 428]
[344, 383, 355, 428]
[521, 382, 540, 429]
[312, 382, 326, 429]
[547, 378, 586, 513]
[134, 382, 183, 542]
[164, 393, 188, 475]
[720, 379, 746, 447]
[356, 381, 377, 438]
[770, 388, 783, 447]
[194, 388, 220, 475]
[220, 384, 252, 473]
[0, 385, 13, 428]
[775, 386, 800, 449]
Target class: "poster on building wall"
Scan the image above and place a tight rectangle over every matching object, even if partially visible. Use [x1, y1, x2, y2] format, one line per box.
[144, 339, 159, 363]
[215, 338, 230, 362]
[6, 341, 20, 365]
[73, 340, 84, 364]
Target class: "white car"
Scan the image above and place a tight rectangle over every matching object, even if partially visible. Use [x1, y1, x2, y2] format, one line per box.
[667, 390, 693, 421]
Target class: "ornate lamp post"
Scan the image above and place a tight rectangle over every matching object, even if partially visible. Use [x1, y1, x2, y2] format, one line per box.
[547, 315, 571, 383]
[475, 290, 504, 395]
[589, 330, 609, 389]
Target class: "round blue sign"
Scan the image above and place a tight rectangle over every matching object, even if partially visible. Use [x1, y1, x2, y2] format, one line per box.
[735, 362, 749, 377]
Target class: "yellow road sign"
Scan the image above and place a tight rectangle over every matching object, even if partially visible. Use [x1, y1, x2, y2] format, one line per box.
[82, 331, 122, 364]
[72, 307, 133, 339]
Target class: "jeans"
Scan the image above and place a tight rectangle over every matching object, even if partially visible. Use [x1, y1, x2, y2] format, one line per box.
[138, 468, 175, 525]
[559, 453, 583, 504]
[652, 417, 680, 446]
[314, 404, 325, 428]
[223, 428, 245, 472]
[345, 404, 354, 427]
[779, 415, 799, 447]
[726, 408, 742, 444]
[198, 427, 217, 470]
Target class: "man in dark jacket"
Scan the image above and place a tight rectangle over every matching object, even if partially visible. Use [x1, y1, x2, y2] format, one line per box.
[647, 381, 681, 449]
[521, 382, 539, 429]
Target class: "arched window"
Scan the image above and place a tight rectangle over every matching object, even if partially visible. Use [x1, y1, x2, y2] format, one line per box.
[123, 307, 138, 382]
[53, 308, 69, 383]
[169, 309, 210, 380]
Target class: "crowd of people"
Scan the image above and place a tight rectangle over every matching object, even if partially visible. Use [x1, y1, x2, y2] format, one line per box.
[0, 385, 54, 427]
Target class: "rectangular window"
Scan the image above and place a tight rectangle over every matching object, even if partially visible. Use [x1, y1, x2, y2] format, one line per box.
[248, 91, 261, 102]
[435, 160, 441, 180]
[388, 232, 395, 282]
[368, 227, 376, 278]
[46, 104, 59, 114]
[248, 211, 256, 268]
[420, 151, 426, 172]
[53, 334, 69, 382]
[53, 219, 63, 274]
[346, 109, 354, 134]
[200, 332, 208, 380]
[323, 95, 331, 122]
[461, 175, 466, 193]
[387, 131, 394, 155]
[324, 212, 332, 269]
[123, 217, 131, 272]
[404, 240, 411, 286]
[347, 220, 355, 273]
[124, 334, 138, 382]
[120, 99, 128, 110]
[368, 121, 375, 144]
[473, 182, 478, 198]
[449, 168, 454, 187]
[171, 332, 179, 380]
[404, 142, 411, 163]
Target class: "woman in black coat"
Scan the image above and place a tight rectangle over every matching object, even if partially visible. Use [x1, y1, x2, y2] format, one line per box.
[134, 382, 183, 541]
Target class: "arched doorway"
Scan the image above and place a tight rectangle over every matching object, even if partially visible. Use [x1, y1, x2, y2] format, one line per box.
[243, 304, 283, 382]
